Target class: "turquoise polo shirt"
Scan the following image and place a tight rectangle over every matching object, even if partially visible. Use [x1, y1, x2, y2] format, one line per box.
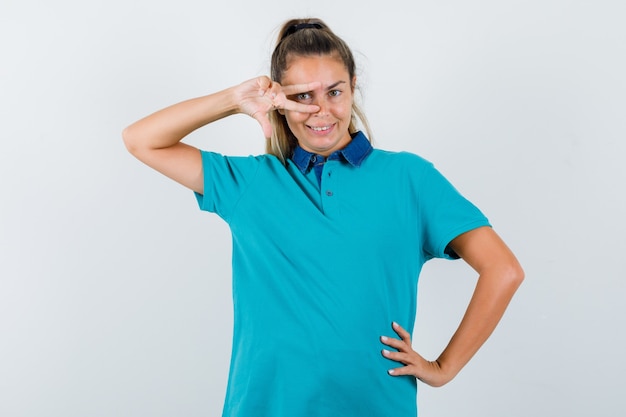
[195, 132, 490, 417]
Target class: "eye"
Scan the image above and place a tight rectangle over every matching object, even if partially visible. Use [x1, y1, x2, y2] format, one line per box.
[328, 89, 342, 97]
[296, 92, 312, 101]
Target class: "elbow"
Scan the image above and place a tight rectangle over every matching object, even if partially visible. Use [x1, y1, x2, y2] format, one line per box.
[122, 125, 140, 155]
[503, 260, 525, 292]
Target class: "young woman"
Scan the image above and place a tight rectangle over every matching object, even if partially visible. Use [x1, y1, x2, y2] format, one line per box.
[123, 18, 524, 417]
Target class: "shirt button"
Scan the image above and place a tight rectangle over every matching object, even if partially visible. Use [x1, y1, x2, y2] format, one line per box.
[326, 190, 333, 196]
[311, 156, 317, 163]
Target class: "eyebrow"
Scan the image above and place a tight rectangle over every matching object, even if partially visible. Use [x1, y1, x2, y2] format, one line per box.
[288, 81, 348, 98]
[326, 81, 347, 90]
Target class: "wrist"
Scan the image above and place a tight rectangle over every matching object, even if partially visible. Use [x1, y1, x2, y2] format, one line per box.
[212, 86, 241, 118]
[432, 356, 462, 386]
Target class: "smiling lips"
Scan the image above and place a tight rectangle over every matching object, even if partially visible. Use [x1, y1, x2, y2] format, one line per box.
[308, 124, 335, 134]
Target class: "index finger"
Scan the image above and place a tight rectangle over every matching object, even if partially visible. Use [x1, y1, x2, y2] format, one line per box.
[281, 81, 322, 96]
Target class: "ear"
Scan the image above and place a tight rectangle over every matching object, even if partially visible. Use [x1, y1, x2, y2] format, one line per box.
[351, 76, 357, 92]
[277, 108, 285, 115]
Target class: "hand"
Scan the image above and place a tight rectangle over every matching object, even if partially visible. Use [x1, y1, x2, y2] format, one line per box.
[235, 76, 320, 138]
[380, 322, 451, 387]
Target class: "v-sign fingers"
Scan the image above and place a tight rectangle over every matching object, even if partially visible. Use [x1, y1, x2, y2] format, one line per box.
[281, 81, 322, 96]
[278, 81, 322, 113]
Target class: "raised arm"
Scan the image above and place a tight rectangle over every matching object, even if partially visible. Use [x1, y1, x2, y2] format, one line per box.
[122, 76, 320, 194]
[381, 226, 524, 387]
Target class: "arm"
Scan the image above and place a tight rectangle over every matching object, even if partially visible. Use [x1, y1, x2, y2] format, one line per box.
[381, 226, 524, 387]
[122, 77, 320, 194]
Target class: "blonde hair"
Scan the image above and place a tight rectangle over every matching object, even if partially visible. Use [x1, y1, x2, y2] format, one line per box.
[267, 18, 373, 163]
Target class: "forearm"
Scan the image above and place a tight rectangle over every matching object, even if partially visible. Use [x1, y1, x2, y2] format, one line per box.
[122, 86, 239, 153]
[435, 262, 524, 383]
[120, 76, 318, 193]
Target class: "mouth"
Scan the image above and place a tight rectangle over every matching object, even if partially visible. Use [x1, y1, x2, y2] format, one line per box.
[307, 124, 335, 135]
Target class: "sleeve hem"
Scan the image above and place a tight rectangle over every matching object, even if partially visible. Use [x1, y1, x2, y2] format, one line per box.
[437, 220, 492, 260]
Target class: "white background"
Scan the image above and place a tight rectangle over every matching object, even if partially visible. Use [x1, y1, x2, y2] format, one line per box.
[1, 0, 625, 416]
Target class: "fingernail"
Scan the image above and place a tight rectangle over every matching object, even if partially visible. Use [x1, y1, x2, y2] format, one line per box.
[388, 369, 395, 375]
[382, 349, 390, 356]
[380, 336, 388, 342]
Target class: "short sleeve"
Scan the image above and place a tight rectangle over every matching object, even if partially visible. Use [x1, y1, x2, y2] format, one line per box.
[418, 162, 491, 260]
[194, 151, 262, 220]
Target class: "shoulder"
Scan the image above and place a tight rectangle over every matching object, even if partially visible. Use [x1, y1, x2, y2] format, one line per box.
[200, 151, 282, 169]
[370, 148, 431, 163]
[200, 150, 277, 163]
[366, 148, 435, 175]
[199, 151, 286, 185]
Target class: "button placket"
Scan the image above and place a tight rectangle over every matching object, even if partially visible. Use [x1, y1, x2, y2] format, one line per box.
[322, 165, 334, 198]
[320, 162, 340, 217]
[320, 160, 340, 217]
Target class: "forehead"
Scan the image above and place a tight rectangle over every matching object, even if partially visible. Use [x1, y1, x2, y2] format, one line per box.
[282, 54, 350, 84]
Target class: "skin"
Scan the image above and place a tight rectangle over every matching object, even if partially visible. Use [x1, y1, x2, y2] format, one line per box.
[123, 52, 524, 388]
[380, 226, 524, 387]
[122, 76, 320, 194]
[279, 55, 355, 156]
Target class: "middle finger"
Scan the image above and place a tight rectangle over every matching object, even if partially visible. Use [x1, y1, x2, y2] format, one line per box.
[380, 335, 409, 351]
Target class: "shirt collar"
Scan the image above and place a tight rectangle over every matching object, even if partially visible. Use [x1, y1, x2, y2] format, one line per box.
[291, 131, 373, 174]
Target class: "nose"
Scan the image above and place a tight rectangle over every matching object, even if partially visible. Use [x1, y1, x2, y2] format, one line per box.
[312, 96, 328, 116]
